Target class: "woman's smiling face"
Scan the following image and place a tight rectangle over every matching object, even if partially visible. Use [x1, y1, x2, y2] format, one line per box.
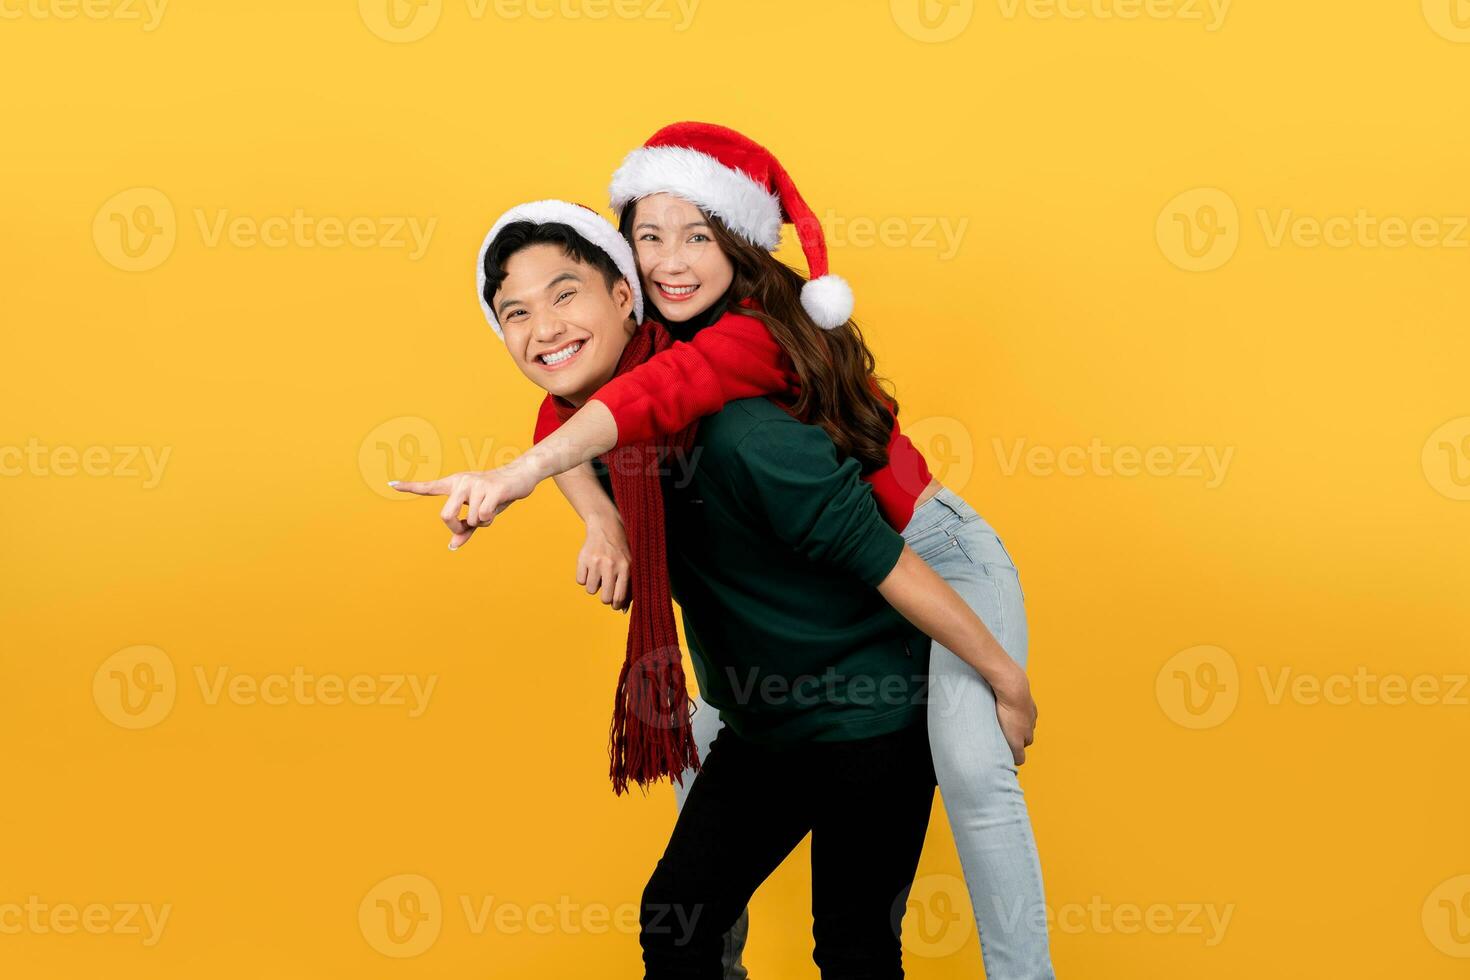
[493, 243, 635, 405]
[630, 193, 736, 323]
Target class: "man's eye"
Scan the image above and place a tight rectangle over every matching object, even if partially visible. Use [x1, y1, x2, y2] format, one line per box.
[505, 309, 525, 320]
[555, 290, 575, 303]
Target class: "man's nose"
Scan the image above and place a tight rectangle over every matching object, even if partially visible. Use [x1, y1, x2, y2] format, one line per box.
[531, 314, 567, 342]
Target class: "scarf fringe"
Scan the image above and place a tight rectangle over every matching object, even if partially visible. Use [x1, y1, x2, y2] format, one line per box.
[607, 644, 700, 796]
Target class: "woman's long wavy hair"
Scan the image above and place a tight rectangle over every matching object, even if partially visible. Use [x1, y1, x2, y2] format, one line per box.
[619, 202, 897, 473]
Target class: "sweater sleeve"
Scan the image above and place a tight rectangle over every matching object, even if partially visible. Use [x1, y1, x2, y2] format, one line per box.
[727, 415, 906, 588]
[588, 311, 799, 447]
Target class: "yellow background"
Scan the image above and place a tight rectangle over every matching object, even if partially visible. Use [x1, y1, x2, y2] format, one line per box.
[3, 0, 1468, 976]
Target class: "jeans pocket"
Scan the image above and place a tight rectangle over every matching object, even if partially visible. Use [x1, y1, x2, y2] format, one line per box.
[954, 528, 1026, 602]
[904, 517, 962, 562]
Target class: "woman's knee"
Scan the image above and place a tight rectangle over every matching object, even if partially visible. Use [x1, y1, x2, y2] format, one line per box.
[929, 716, 1022, 807]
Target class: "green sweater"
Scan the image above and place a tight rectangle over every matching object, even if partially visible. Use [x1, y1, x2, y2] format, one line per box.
[655, 397, 931, 746]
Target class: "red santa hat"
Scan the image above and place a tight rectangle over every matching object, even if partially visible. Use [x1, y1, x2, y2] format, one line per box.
[477, 199, 645, 340]
[609, 121, 855, 330]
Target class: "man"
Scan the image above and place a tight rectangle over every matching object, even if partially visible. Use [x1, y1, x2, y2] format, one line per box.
[395, 201, 1036, 978]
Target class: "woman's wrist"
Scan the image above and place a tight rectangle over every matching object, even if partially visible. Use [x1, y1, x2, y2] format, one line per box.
[510, 444, 564, 487]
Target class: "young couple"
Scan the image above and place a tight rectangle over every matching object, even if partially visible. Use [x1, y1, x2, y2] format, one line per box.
[394, 122, 1056, 979]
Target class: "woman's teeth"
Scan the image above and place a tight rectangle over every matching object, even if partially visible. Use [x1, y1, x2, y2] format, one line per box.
[539, 341, 583, 366]
[658, 283, 699, 298]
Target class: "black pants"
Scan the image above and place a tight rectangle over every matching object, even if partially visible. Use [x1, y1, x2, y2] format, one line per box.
[640, 721, 938, 979]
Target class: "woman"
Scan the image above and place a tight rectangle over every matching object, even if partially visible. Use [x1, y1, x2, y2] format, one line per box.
[443, 124, 1055, 979]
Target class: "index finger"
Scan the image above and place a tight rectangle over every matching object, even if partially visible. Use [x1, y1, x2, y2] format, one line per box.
[390, 478, 452, 496]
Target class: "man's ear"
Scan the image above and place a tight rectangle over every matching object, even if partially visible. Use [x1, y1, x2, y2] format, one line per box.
[611, 277, 634, 318]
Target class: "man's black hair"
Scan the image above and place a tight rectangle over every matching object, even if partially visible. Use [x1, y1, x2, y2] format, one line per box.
[481, 221, 624, 310]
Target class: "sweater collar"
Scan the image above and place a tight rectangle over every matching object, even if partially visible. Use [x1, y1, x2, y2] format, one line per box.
[652, 286, 740, 339]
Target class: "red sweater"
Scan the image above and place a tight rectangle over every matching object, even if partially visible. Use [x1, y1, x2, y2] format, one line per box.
[532, 306, 933, 531]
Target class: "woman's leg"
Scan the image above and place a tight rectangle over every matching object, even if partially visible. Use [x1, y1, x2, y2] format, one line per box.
[642, 726, 811, 978]
[672, 694, 750, 980]
[901, 489, 1056, 979]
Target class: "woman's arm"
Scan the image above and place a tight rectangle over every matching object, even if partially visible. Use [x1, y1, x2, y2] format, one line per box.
[397, 314, 796, 547]
[877, 547, 1038, 765]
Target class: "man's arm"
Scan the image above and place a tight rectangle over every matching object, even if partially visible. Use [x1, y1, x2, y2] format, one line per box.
[876, 547, 1037, 765]
[552, 464, 630, 611]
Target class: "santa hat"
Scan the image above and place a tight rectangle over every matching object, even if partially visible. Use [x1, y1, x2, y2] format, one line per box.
[609, 122, 855, 330]
[476, 199, 644, 340]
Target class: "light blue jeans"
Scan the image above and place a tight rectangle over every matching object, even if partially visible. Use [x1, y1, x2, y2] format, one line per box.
[901, 488, 1055, 979]
[672, 487, 1054, 979]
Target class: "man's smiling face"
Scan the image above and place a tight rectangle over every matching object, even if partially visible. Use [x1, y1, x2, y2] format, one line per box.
[494, 243, 636, 405]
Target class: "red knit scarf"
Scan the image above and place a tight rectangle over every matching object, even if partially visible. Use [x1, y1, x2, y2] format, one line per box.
[551, 318, 701, 795]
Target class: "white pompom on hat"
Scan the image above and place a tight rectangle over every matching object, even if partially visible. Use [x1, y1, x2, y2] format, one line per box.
[609, 122, 855, 330]
[476, 199, 644, 340]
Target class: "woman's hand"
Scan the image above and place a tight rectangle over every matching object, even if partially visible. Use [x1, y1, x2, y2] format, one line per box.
[578, 514, 631, 611]
[990, 664, 1038, 766]
[391, 464, 539, 550]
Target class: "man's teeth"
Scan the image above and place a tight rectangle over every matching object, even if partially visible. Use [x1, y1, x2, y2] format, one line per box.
[540, 341, 582, 365]
[661, 284, 699, 295]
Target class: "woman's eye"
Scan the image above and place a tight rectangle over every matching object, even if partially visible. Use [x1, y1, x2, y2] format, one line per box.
[689, 233, 710, 243]
[638, 233, 660, 243]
